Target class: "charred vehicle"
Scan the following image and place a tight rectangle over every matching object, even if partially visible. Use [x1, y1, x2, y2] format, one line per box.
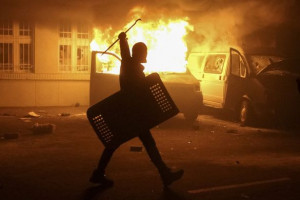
[187, 48, 300, 126]
[90, 51, 203, 121]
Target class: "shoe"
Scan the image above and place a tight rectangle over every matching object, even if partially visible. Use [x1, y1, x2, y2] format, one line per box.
[160, 168, 184, 187]
[89, 170, 114, 187]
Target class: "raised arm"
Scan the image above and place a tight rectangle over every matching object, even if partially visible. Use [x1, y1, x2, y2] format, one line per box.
[118, 32, 131, 60]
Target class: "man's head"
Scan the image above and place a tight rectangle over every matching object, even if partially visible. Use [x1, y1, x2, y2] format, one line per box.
[132, 42, 147, 63]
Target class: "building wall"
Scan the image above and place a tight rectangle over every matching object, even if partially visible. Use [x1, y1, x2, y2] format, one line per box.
[35, 22, 60, 74]
[0, 79, 90, 107]
[0, 20, 92, 107]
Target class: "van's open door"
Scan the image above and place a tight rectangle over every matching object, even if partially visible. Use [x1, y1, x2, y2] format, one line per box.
[90, 51, 121, 106]
[224, 48, 248, 111]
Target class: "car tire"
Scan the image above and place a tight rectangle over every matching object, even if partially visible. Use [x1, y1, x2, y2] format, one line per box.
[239, 100, 252, 126]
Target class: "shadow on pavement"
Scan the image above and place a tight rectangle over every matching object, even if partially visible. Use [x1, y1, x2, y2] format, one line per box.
[81, 185, 112, 200]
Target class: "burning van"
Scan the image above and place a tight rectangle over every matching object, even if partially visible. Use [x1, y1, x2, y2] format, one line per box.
[187, 47, 300, 126]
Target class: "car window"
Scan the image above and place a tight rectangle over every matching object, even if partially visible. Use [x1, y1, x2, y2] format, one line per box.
[231, 53, 240, 76]
[204, 54, 226, 74]
[240, 59, 246, 78]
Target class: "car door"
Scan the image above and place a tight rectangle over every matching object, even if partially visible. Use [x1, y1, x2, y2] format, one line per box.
[90, 51, 121, 105]
[200, 53, 228, 108]
[224, 48, 248, 111]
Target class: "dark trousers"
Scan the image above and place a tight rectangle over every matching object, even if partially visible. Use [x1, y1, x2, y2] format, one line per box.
[95, 130, 167, 174]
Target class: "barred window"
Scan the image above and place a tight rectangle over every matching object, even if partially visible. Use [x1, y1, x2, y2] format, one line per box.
[77, 24, 89, 39]
[59, 22, 90, 72]
[20, 43, 33, 71]
[59, 23, 72, 38]
[77, 46, 89, 71]
[0, 20, 13, 35]
[0, 20, 33, 73]
[0, 43, 13, 71]
[19, 22, 32, 36]
[59, 45, 72, 71]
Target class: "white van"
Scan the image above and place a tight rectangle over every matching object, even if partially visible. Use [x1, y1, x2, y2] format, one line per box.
[187, 48, 299, 126]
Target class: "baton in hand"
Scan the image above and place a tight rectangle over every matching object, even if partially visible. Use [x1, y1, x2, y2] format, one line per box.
[101, 19, 142, 55]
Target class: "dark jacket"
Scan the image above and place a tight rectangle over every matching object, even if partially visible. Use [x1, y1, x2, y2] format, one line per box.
[119, 36, 146, 93]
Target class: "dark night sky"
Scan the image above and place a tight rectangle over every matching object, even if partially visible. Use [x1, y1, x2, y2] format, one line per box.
[1, 0, 299, 56]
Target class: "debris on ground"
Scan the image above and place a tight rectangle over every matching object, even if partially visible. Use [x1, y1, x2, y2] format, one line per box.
[130, 146, 143, 152]
[26, 111, 41, 118]
[58, 112, 71, 117]
[3, 133, 19, 140]
[72, 113, 86, 117]
[19, 117, 32, 123]
[32, 123, 56, 134]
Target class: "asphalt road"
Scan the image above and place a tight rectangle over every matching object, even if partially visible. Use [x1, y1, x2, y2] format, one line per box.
[0, 106, 300, 200]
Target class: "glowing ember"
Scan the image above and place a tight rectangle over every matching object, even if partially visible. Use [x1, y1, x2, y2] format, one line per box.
[90, 19, 193, 74]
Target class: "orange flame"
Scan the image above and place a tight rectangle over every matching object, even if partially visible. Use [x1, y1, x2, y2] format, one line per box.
[90, 19, 193, 74]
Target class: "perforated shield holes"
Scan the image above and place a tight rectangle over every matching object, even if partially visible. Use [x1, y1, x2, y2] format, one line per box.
[92, 114, 113, 143]
[150, 83, 173, 113]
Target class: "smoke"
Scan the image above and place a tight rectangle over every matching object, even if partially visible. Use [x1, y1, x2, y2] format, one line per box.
[1, 0, 299, 55]
[183, 0, 298, 53]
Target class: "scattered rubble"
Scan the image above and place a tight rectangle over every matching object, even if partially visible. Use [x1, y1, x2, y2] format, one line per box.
[32, 123, 56, 134]
[19, 117, 32, 123]
[58, 112, 71, 117]
[26, 111, 41, 118]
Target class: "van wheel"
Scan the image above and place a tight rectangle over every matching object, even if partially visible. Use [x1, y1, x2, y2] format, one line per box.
[239, 100, 251, 126]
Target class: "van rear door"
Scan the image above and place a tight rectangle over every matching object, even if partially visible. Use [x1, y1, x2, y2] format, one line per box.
[224, 48, 248, 111]
[201, 53, 228, 108]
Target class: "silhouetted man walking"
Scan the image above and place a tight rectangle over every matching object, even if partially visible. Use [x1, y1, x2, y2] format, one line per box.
[89, 32, 184, 187]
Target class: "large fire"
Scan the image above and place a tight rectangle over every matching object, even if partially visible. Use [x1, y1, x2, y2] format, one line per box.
[90, 19, 193, 74]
